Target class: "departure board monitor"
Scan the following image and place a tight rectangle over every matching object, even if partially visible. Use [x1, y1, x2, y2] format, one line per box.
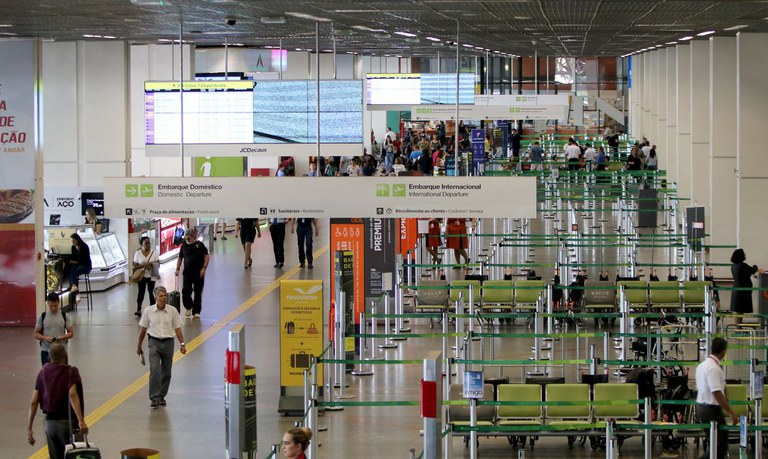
[366, 73, 475, 106]
[144, 80, 255, 145]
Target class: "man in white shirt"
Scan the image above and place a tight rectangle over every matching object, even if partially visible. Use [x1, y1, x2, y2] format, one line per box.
[583, 143, 596, 171]
[137, 286, 186, 408]
[695, 337, 738, 459]
[564, 138, 582, 171]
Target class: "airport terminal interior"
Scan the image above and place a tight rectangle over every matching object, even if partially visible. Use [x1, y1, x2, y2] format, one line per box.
[1, 1, 768, 459]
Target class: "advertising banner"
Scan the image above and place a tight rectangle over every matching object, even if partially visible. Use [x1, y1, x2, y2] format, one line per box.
[104, 176, 537, 219]
[364, 218, 396, 300]
[411, 104, 569, 121]
[0, 40, 35, 326]
[471, 129, 485, 173]
[147, 142, 362, 157]
[43, 186, 103, 227]
[279, 280, 324, 387]
[193, 157, 245, 177]
[397, 218, 419, 257]
[330, 222, 364, 326]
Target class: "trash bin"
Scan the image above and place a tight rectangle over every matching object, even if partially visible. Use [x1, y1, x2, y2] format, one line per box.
[121, 448, 159, 459]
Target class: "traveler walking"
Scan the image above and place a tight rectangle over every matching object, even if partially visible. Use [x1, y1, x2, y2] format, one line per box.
[695, 337, 739, 459]
[175, 228, 209, 319]
[34, 292, 73, 366]
[291, 218, 318, 269]
[136, 286, 186, 408]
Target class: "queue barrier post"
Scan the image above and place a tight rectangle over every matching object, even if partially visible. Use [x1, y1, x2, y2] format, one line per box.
[351, 311, 373, 376]
[709, 421, 718, 459]
[644, 397, 652, 459]
[379, 294, 398, 349]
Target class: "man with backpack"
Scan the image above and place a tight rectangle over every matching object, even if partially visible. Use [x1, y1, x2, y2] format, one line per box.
[34, 292, 73, 366]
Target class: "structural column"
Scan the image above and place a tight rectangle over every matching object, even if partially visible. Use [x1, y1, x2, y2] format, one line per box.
[630, 54, 642, 137]
[736, 33, 768, 264]
[647, 50, 659, 143]
[675, 44, 692, 200]
[689, 40, 711, 214]
[665, 47, 678, 181]
[656, 49, 667, 173]
[709, 36, 738, 276]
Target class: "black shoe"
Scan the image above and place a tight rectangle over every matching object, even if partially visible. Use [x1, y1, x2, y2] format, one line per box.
[151, 399, 160, 408]
[274, 263, 279, 268]
[278, 263, 284, 268]
[308, 264, 313, 269]
[300, 263, 305, 268]
[159, 398, 167, 406]
[221, 236, 227, 240]
[134, 311, 142, 317]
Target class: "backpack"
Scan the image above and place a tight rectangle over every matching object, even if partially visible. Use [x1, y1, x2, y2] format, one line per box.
[40, 311, 67, 339]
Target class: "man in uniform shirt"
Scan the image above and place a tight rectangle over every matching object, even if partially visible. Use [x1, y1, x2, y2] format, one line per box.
[34, 292, 74, 366]
[695, 337, 738, 459]
[137, 286, 186, 408]
[27, 343, 88, 459]
[175, 228, 210, 319]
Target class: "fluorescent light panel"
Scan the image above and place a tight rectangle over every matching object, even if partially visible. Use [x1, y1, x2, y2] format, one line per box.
[697, 30, 715, 36]
[394, 31, 417, 37]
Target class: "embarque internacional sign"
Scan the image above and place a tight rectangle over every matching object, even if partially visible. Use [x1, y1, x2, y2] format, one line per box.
[103, 176, 536, 219]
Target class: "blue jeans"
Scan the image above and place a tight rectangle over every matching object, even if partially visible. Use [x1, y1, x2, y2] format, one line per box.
[69, 265, 91, 288]
[297, 225, 313, 265]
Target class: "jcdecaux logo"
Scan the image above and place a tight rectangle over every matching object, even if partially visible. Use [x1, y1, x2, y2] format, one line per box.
[125, 184, 154, 198]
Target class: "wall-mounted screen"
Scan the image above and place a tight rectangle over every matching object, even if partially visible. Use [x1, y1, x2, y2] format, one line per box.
[366, 73, 475, 106]
[81, 192, 104, 216]
[144, 80, 363, 156]
[253, 80, 362, 144]
[144, 81, 255, 145]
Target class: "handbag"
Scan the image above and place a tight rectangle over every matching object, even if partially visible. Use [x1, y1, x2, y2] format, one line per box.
[129, 250, 153, 283]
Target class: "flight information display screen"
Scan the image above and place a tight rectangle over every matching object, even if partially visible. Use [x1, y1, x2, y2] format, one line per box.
[252, 80, 363, 144]
[366, 73, 475, 105]
[144, 81, 255, 145]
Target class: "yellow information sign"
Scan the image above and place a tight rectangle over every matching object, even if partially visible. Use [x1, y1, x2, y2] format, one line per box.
[280, 280, 324, 387]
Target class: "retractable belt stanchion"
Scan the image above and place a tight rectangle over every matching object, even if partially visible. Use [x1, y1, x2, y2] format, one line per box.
[379, 293, 398, 349]
[396, 254, 411, 335]
[644, 397, 652, 459]
[709, 421, 718, 459]
[422, 351, 443, 459]
[469, 398, 478, 459]
[454, 292, 465, 383]
[333, 292, 354, 400]
[351, 311, 373, 376]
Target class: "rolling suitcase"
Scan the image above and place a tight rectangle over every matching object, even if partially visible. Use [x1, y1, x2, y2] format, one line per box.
[168, 275, 181, 313]
[65, 435, 101, 459]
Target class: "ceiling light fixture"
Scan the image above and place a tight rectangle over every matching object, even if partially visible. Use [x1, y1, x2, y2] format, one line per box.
[130, 0, 166, 5]
[103, 35, 117, 39]
[285, 12, 331, 22]
[665, 41, 678, 45]
[82, 34, 102, 38]
[261, 16, 287, 24]
[0, 32, 18, 36]
[697, 30, 715, 36]
[426, 36, 441, 42]
[462, 43, 473, 48]
[394, 31, 417, 37]
[723, 25, 748, 31]
[679, 36, 693, 41]
[0, 24, 13, 28]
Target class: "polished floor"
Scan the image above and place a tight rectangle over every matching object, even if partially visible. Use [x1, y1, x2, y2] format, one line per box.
[3, 215, 763, 459]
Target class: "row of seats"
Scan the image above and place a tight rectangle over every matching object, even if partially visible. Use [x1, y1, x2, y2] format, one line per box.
[449, 383, 763, 432]
[448, 382, 640, 431]
[414, 279, 713, 314]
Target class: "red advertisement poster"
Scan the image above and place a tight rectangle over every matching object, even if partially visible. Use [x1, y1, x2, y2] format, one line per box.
[0, 226, 36, 325]
[396, 218, 419, 256]
[329, 218, 365, 324]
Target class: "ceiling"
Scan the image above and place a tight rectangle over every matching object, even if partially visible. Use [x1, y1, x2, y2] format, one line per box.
[2, 0, 768, 57]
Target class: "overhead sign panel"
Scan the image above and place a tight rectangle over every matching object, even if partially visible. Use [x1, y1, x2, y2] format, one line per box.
[104, 176, 537, 219]
[366, 73, 475, 107]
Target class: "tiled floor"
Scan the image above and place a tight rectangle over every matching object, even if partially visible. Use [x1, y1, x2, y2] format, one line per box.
[2, 216, 762, 458]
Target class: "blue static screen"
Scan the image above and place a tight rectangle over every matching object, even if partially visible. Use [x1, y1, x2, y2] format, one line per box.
[253, 80, 362, 144]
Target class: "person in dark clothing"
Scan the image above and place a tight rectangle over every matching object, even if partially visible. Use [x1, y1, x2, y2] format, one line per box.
[418, 150, 433, 175]
[729, 248, 764, 320]
[291, 218, 319, 269]
[235, 218, 261, 269]
[27, 344, 88, 459]
[269, 218, 287, 268]
[67, 233, 91, 303]
[510, 127, 522, 158]
[175, 229, 210, 319]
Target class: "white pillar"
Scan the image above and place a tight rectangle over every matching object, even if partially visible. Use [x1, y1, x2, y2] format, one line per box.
[675, 44, 692, 200]
[656, 49, 668, 172]
[642, 53, 651, 139]
[630, 54, 643, 137]
[665, 48, 677, 181]
[647, 50, 659, 144]
[709, 37, 738, 276]
[736, 33, 768, 264]
[689, 40, 711, 215]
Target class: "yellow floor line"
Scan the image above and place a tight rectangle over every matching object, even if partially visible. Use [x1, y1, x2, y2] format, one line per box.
[28, 244, 329, 459]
